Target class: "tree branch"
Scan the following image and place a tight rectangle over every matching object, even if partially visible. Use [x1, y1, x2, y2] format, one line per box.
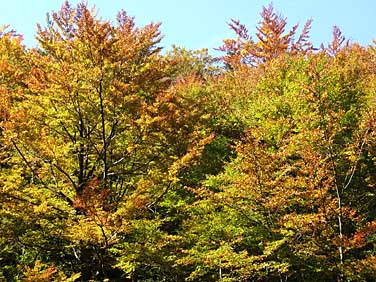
[11, 139, 74, 207]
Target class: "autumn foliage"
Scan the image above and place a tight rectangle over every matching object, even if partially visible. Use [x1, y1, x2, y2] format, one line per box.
[1, 1, 376, 281]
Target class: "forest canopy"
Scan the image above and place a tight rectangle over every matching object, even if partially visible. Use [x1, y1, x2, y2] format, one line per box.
[1, 2, 376, 281]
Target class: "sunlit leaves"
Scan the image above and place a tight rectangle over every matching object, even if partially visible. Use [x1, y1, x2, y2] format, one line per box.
[181, 31, 376, 280]
[2, 1, 376, 281]
[218, 4, 313, 68]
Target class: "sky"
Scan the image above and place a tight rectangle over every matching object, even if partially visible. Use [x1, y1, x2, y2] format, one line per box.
[1, 0, 376, 53]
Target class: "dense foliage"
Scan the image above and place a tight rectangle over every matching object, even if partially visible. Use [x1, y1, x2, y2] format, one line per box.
[1, 2, 376, 281]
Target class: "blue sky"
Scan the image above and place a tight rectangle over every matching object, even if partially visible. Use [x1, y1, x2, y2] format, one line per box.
[1, 0, 375, 52]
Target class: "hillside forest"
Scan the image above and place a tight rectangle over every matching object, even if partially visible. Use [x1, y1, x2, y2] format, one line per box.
[2, 2, 376, 281]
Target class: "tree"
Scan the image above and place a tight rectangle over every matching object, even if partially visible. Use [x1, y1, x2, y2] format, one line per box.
[2, 2, 376, 281]
[218, 4, 313, 68]
[164, 45, 220, 82]
[0, 25, 34, 281]
[179, 36, 376, 281]
[2, 2, 216, 280]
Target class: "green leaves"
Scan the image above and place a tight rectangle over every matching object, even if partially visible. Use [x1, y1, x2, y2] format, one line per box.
[2, 2, 376, 281]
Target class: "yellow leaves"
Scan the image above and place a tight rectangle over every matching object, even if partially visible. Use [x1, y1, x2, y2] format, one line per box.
[20, 260, 81, 282]
[350, 255, 376, 276]
[167, 133, 215, 183]
[0, 166, 23, 193]
[20, 260, 57, 282]
[0, 30, 27, 126]
[67, 217, 105, 245]
[261, 238, 288, 258]
[114, 260, 136, 278]
[63, 272, 82, 282]
[32, 199, 50, 215]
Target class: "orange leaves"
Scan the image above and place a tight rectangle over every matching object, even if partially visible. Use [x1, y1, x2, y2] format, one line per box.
[0, 89, 10, 123]
[73, 177, 113, 216]
[0, 28, 28, 125]
[352, 221, 376, 247]
[20, 261, 57, 282]
[324, 26, 348, 57]
[3, 2, 376, 281]
[218, 4, 313, 68]
[254, 4, 294, 59]
[193, 43, 376, 280]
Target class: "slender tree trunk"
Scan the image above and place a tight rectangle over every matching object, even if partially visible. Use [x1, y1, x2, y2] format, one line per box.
[98, 78, 108, 189]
